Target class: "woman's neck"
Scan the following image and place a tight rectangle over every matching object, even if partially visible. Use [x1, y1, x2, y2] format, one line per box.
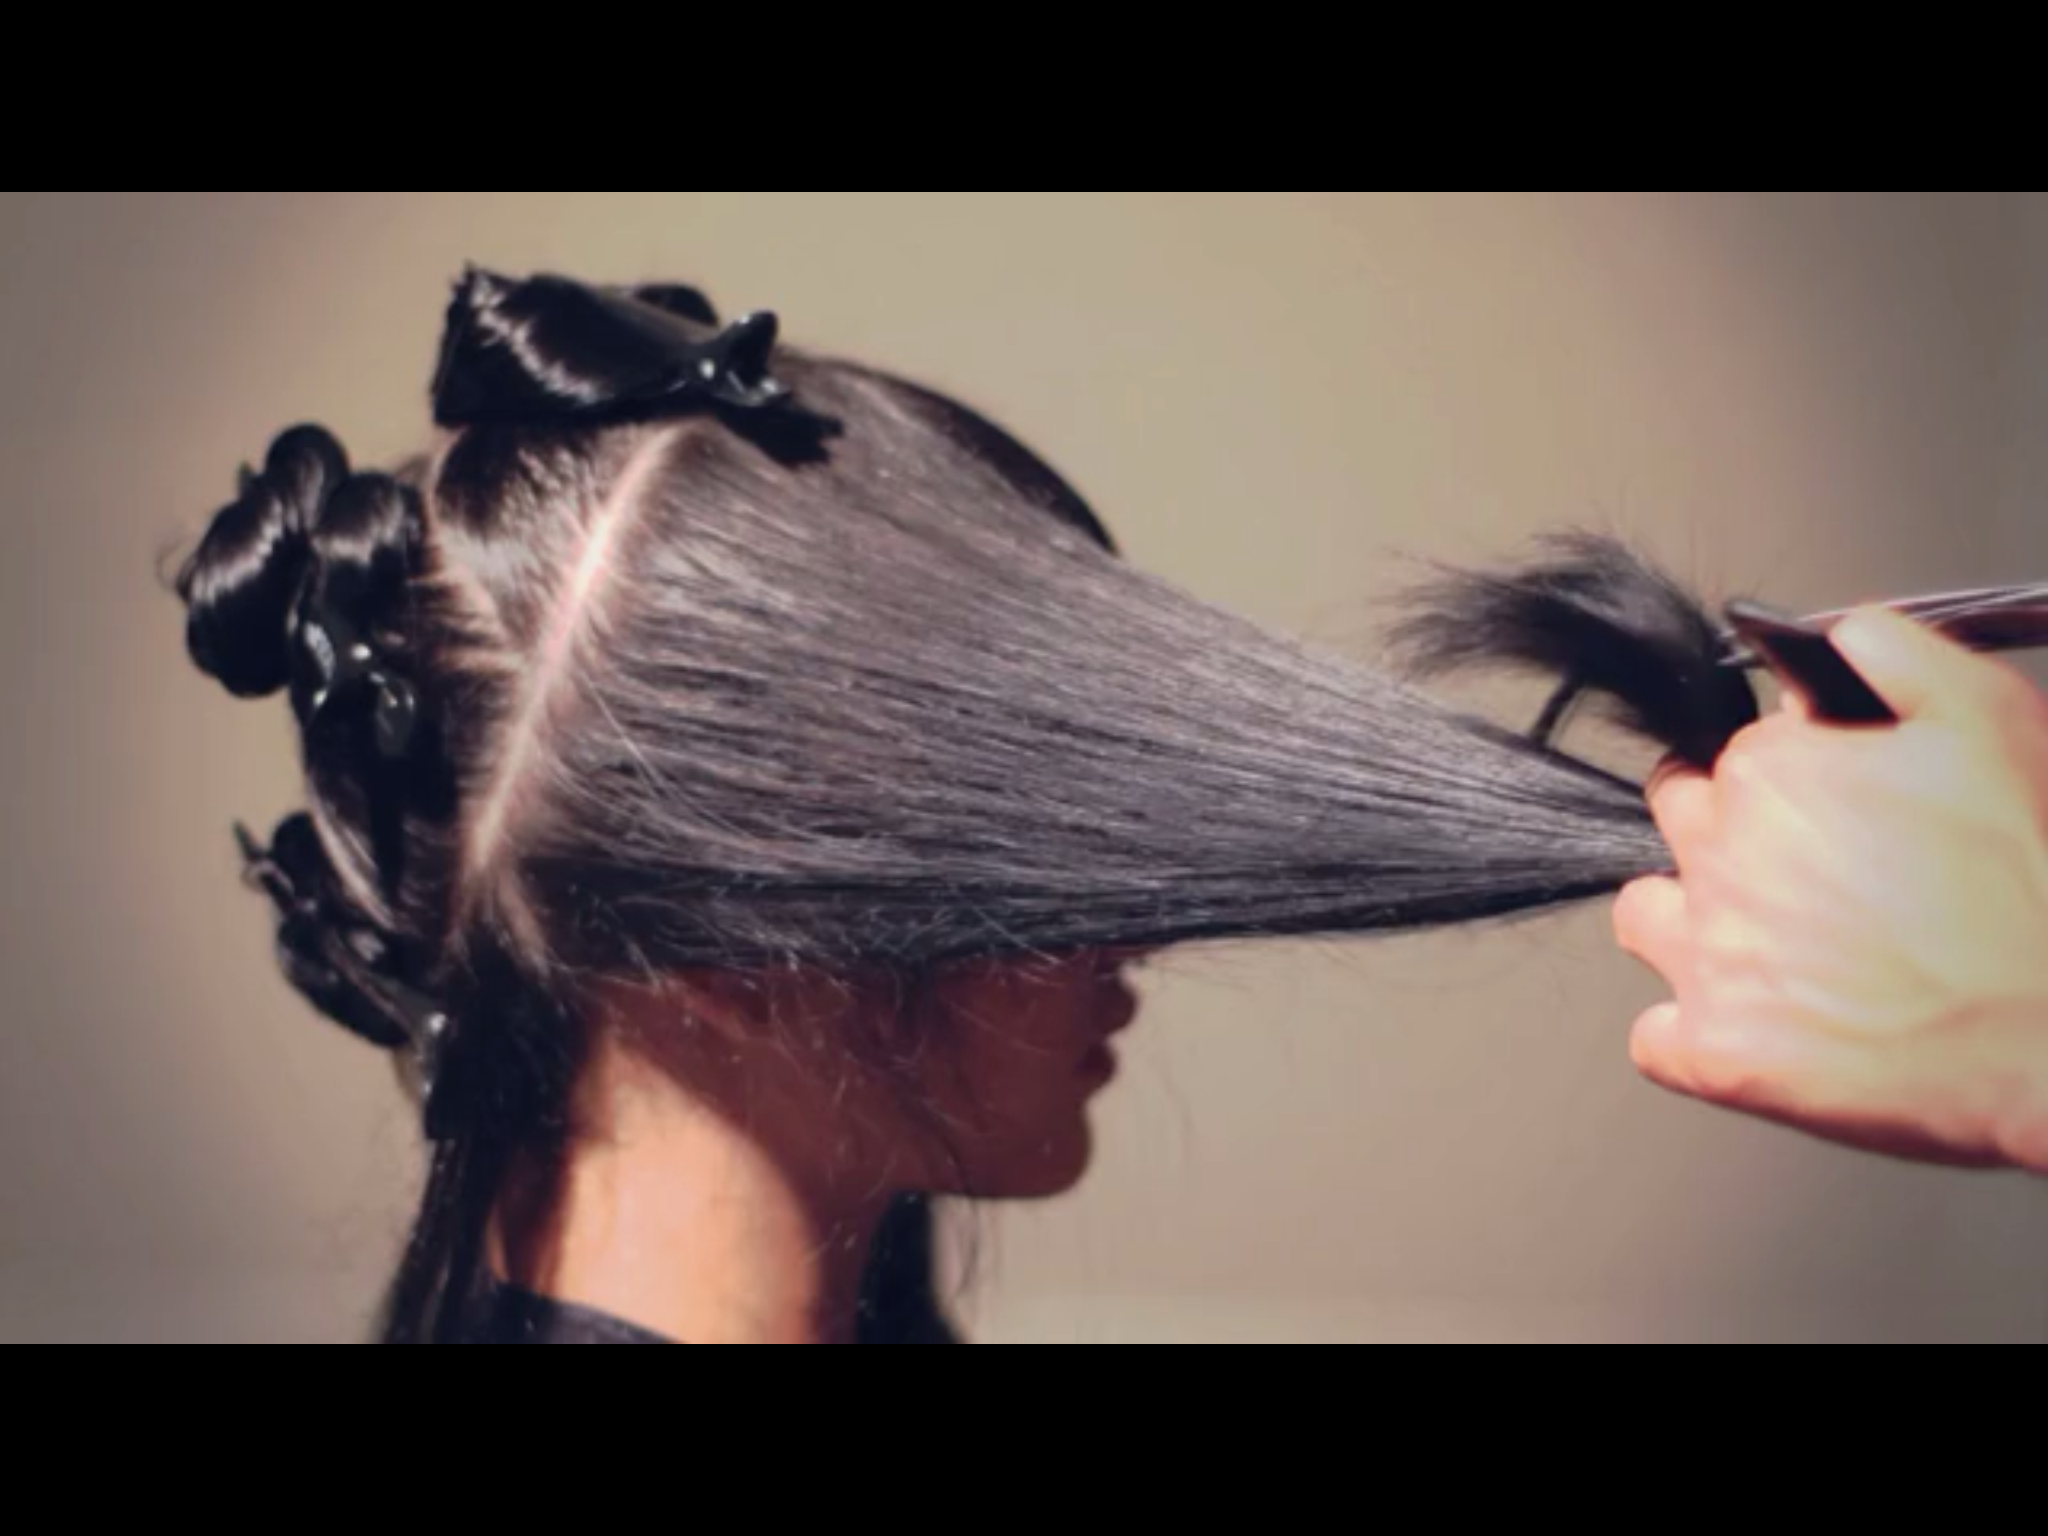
[488, 1025, 895, 1345]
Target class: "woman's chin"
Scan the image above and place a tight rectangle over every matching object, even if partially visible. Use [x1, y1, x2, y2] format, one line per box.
[955, 1121, 1096, 1202]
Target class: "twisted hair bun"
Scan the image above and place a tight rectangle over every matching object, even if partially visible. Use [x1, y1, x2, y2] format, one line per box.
[176, 426, 349, 698]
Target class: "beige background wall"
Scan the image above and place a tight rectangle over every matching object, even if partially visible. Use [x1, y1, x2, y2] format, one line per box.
[3, 191, 2043, 1343]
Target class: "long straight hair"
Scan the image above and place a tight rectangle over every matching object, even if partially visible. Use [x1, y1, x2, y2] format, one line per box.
[174, 270, 1762, 1342]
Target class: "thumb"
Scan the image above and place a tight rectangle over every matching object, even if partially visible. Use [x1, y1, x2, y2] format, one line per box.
[1828, 604, 2035, 727]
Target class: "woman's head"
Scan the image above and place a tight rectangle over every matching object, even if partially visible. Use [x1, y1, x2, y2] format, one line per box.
[178, 271, 1184, 1337]
[582, 944, 1153, 1213]
[176, 267, 1761, 1340]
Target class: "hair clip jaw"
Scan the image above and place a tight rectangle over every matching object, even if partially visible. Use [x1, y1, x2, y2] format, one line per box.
[678, 310, 787, 412]
[292, 595, 422, 761]
[383, 979, 466, 1142]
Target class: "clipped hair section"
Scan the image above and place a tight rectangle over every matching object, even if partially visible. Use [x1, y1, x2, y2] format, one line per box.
[1384, 532, 1760, 768]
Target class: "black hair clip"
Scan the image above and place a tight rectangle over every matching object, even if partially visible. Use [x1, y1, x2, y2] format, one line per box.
[236, 816, 465, 1141]
[431, 268, 791, 428]
[380, 977, 468, 1142]
[292, 591, 420, 760]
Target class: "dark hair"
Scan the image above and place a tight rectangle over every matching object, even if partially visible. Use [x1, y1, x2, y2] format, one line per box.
[174, 269, 1760, 1343]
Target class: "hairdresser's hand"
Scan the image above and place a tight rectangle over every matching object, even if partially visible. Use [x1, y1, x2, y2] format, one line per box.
[1615, 608, 2048, 1172]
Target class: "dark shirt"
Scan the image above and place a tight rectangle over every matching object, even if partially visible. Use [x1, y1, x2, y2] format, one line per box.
[454, 1279, 675, 1345]
[447, 1197, 954, 1344]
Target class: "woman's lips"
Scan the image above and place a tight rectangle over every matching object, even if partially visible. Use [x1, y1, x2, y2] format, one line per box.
[1098, 980, 1140, 1036]
[1084, 980, 1141, 1079]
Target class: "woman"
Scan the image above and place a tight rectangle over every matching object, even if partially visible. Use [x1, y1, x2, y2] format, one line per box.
[175, 268, 1763, 1343]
